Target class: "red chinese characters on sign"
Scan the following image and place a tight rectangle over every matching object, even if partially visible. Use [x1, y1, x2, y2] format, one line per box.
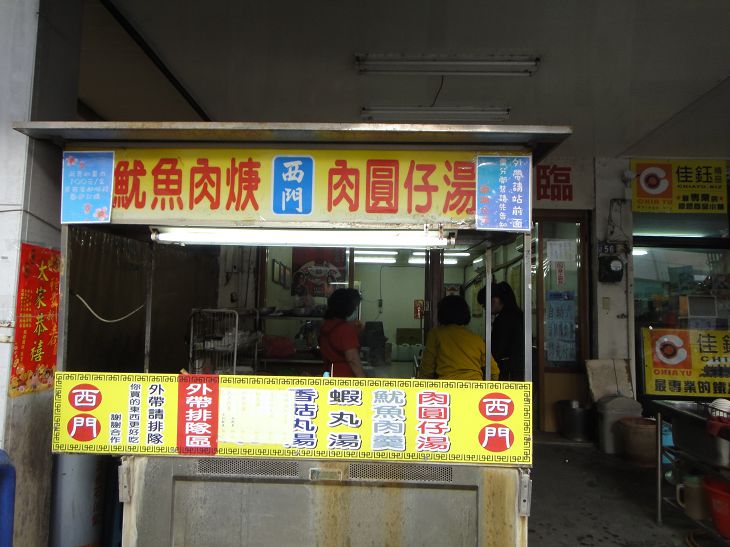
[113, 160, 147, 209]
[442, 161, 476, 214]
[67, 414, 101, 442]
[110, 154, 485, 219]
[479, 423, 514, 452]
[225, 158, 261, 212]
[10, 244, 59, 396]
[69, 383, 102, 411]
[404, 161, 438, 214]
[536, 165, 573, 201]
[190, 158, 221, 210]
[366, 160, 399, 213]
[177, 376, 219, 455]
[151, 158, 184, 210]
[478, 393, 514, 422]
[416, 390, 451, 452]
[328, 160, 360, 212]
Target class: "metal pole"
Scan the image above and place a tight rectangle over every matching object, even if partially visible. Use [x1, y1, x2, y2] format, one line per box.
[143, 246, 155, 373]
[656, 411, 663, 524]
[57, 225, 70, 372]
[522, 233, 533, 382]
[484, 248, 492, 380]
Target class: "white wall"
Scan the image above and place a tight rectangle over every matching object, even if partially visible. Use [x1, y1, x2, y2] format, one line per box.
[355, 264, 464, 346]
[0, 1, 83, 545]
[0, 0, 39, 448]
[217, 246, 258, 309]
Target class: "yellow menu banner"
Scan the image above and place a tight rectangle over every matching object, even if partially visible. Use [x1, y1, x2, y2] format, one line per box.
[65, 147, 512, 227]
[53, 373, 532, 466]
[631, 159, 727, 214]
[642, 328, 730, 397]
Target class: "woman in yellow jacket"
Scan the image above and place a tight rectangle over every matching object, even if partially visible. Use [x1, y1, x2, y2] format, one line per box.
[418, 295, 499, 381]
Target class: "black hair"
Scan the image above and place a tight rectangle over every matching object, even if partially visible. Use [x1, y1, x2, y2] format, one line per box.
[492, 281, 519, 311]
[325, 288, 361, 319]
[477, 287, 486, 307]
[437, 295, 471, 326]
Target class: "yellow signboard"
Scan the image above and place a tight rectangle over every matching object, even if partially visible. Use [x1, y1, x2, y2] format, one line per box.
[81, 147, 500, 227]
[642, 328, 730, 397]
[53, 373, 532, 465]
[631, 159, 727, 214]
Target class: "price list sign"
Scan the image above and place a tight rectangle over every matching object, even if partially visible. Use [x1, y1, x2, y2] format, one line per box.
[475, 155, 532, 232]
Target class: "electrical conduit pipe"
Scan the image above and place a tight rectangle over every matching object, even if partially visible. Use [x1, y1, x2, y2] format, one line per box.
[0, 450, 15, 546]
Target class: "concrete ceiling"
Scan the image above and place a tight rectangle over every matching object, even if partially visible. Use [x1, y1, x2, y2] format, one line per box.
[77, 0, 730, 159]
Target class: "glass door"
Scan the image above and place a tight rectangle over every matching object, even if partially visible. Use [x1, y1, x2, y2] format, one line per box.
[534, 211, 590, 431]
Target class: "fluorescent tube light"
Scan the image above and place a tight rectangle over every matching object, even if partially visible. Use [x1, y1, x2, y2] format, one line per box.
[634, 232, 706, 238]
[354, 250, 398, 255]
[412, 251, 470, 257]
[361, 106, 510, 123]
[356, 54, 540, 77]
[354, 256, 397, 264]
[472, 257, 484, 265]
[408, 257, 458, 265]
[152, 227, 453, 249]
[632, 249, 648, 256]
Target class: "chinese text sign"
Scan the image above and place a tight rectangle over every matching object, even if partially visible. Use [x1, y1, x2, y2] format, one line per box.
[11, 244, 60, 396]
[53, 373, 532, 466]
[76, 148, 528, 227]
[61, 151, 114, 223]
[631, 159, 727, 214]
[642, 328, 730, 397]
[476, 156, 532, 232]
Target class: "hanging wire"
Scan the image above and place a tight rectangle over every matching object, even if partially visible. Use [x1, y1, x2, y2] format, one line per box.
[74, 292, 144, 323]
[430, 76, 446, 107]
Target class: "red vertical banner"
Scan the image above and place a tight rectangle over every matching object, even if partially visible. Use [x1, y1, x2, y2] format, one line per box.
[10, 243, 60, 396]
[176, 375, 219, 455]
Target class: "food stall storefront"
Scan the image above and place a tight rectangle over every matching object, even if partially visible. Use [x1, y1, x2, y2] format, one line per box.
[627, 158, 730, 537]
[15, 122, 570, 546]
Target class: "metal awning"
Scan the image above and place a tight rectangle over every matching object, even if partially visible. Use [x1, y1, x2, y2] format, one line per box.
[13, 121, 571, 162]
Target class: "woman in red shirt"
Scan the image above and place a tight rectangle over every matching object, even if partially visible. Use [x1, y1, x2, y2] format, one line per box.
[318, 289, 366, 377]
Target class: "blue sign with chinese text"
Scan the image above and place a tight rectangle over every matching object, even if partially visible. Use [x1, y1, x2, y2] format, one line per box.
[272, 156, 314, 215]
[61, 151, 114, 224]
[475, 155, 531, 232]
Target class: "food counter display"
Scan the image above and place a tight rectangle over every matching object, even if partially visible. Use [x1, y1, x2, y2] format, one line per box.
[54, 372, 533, 546]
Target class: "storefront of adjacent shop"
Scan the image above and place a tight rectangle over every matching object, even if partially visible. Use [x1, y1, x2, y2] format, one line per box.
[631, 158, 729, 400]
[627, 157, 730, 531]
[15, 122, 570, 546]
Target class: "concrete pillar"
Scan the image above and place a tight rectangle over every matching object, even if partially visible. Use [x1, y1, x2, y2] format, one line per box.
[0, 0, 82, 544]
[592, 158, 636, 391]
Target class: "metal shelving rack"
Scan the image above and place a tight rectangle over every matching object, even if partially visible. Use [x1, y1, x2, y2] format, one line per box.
[189, 308, 260, 374]
[656, 409, 730, 545]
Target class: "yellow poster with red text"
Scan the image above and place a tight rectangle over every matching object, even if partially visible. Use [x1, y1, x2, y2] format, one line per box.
[631, 159, 727, 214]
[53, 373, 532, 466]
[643, 328, 730, 397]
[72, 147, 505, 227]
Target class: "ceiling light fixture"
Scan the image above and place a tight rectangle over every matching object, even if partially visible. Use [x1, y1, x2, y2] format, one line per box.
[412, 251, 470, 257]
[151, 227, 454, 249]
[361, 106, 510, 123]
[408, 257, 458, 265]
[354, 250, 399, 255]
[632, 249, 648, 256]
[356, 54, 540, 77]
[354, 256, 397, 264]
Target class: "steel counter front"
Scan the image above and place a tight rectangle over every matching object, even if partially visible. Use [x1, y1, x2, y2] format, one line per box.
[118, 456, 530, 547]
[54, 373, 532, 546]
